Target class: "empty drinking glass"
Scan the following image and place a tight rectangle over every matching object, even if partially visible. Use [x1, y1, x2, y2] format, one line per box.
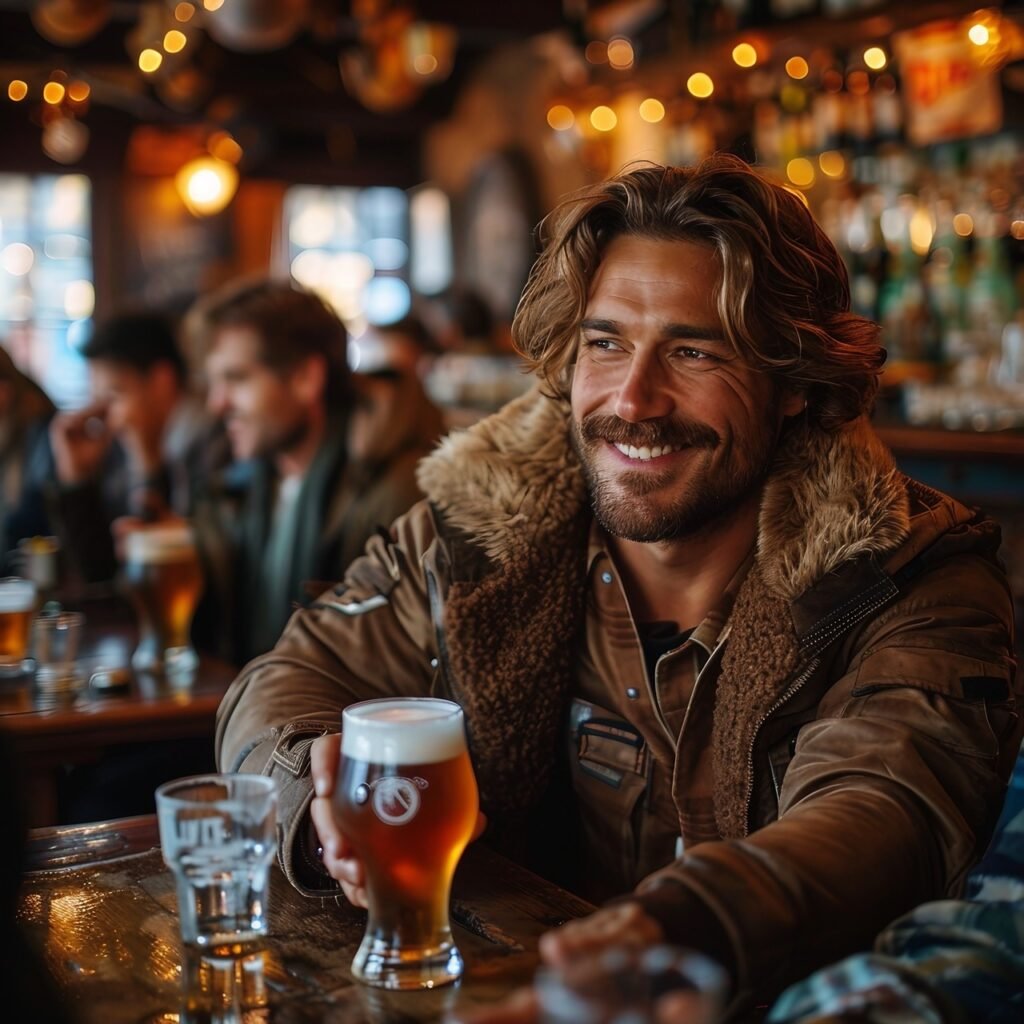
[156, 774, 279, 954]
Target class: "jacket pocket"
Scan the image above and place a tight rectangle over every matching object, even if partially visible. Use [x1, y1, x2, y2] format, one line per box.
[568, 698, 650, 890]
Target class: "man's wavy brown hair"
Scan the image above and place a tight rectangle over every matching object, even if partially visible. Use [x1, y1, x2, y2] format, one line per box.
[512, 154, 884, 431]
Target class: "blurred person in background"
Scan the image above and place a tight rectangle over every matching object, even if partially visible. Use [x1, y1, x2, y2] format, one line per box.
[348, 315, 446, 507]
[45, 311, 219, 584]
[428, 286, 499, 354]
[189, 279, 435, 666]
[0, 346, 55, 559]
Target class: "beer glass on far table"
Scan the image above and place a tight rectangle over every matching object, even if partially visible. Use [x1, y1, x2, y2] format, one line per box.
[334, 697, 480, 990]
[0, 576, 36, 677]
[123, 523, 203, 682]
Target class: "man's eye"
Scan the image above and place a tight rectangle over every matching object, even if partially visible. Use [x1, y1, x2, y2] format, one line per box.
[675, 346, 715, 362]
[585, 338, 621, 352]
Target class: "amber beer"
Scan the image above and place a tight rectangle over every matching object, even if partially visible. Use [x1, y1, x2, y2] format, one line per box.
[335, 697, 479, 989]
[0, 577, 35, 673]
[124, 524, 203, 676]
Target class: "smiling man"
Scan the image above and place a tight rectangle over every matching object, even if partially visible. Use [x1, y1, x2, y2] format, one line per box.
[216, 157, 1020, 1018]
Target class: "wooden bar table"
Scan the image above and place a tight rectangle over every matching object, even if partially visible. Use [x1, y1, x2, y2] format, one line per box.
[0, 594, 238, 825]
[18, 816, 595, 1023]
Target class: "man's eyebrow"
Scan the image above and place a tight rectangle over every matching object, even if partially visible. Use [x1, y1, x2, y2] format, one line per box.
[580, 318, 621, 334]
[580, 318, 727, 342]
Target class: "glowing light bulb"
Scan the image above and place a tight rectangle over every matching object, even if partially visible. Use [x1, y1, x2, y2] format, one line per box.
[7, 80, 28, 102]
[43, 81, 66, 104]
[864, 47, 887, 70]
[732, 43, 757, 68]
[786, 158, 815, 187]
[785, 56, 809, 80]
[607, 38, 635, 70]
[175, 156, 239, 216]
[546, 105, 575, 131]
[139, 49, 163, 73]
[638, 98, 665, 123]
[687, 73, 713, 98]
[590, 105, 617, 131]
[968, 23, 990, 46]
[164, 30, 187, 53]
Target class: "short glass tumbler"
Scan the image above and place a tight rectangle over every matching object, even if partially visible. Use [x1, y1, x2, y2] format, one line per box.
[156, 774, 278, 954]
[334, 697, 479, 989]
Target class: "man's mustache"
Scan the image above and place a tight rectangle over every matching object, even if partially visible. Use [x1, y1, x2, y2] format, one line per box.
[578, 414, 720, 450]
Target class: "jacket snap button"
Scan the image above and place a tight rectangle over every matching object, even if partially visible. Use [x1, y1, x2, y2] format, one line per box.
[626, 687, 639, 699]
[601, 571, 614, 584]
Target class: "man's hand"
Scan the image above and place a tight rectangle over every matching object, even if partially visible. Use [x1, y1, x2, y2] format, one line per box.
[50, 403, 111, 485]
[310, 732, 370, 907]
[452, 903, 668, 1024]
[539, 901, 664, 967]
[309, 732, 487, 908]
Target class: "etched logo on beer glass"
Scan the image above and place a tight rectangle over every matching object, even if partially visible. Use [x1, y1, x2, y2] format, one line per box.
[156, 774, 278, 955]
[335, 697, 479, 990]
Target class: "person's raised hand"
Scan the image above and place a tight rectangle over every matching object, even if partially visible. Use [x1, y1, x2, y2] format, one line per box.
[50, 403, 111, 485]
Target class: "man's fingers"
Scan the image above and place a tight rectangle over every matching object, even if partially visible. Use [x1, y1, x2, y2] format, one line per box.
[340, 881, 369, 909]
[310, 733, 341, 798]
[309, 792, 346, 858]
[539, 902, 664, 968]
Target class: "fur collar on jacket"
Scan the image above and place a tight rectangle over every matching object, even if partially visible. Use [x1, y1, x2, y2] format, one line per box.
[418, 386, 909, 599]
[416, 387, 911, 838]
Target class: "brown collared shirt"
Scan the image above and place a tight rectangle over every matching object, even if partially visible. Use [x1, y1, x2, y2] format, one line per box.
[567, 519, 751, 900]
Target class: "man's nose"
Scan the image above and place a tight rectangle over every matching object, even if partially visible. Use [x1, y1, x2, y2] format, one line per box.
[612, 356, 672, 422]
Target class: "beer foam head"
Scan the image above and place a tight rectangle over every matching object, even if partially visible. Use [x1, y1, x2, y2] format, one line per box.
[342, 698, 467, 765]
[0, 577, 35, 612]
[126, 524, 195, 564]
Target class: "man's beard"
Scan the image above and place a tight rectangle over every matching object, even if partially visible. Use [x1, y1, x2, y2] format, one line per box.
[571, 411, 778, 543]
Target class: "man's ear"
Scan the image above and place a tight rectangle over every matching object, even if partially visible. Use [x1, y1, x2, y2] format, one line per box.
[147, 361, 181, 403]
[291, 353, 328, 407]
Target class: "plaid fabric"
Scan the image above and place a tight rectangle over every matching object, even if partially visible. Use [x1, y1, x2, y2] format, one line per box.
[766, 743, 1024, 1024]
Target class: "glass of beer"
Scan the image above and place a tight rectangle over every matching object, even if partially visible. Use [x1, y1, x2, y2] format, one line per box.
[334, 697, 479, 990]
[0, 577, 36, 676]
[123, 523, 203, 683]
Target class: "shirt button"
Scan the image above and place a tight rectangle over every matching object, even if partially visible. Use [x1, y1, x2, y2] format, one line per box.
[600, 571, 614, 584]
[626, 687, 639, 700]
[429, 657, 439, 669]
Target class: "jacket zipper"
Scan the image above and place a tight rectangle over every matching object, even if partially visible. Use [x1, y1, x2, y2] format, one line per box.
[425, 567, 454, 695]
[742, 655, 820, 835]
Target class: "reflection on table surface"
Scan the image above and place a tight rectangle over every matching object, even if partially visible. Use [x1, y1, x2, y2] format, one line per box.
[19, 815, 595, 1024]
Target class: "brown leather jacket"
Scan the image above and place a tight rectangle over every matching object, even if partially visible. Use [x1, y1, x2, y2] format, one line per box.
[216, 388, 1020, 1017]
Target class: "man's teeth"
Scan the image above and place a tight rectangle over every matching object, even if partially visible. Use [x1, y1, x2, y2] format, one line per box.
[613, 442, 680, 460]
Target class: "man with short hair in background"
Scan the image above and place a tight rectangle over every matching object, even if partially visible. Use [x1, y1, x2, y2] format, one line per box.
[47, 310, 216, 583]
[189, 278, 437, 665]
